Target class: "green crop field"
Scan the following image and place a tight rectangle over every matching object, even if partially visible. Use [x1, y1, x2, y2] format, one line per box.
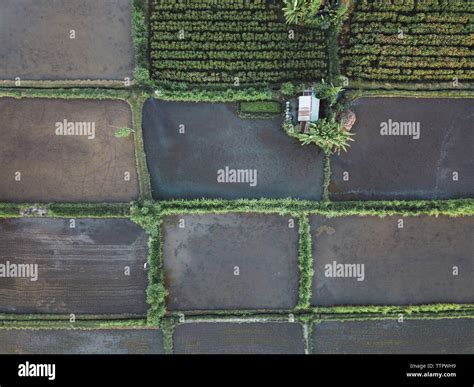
[341, 0, 474, 85]
[150, 0, 328, 86]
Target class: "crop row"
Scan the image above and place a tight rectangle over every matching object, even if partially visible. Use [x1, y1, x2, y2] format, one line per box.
[356, 0, 474, 12]
[350, 21, 472, 35]
[345, 66, 472, 82]
[152, 50, 326, 61]
[154, 21, 296, 33]
[153, 59, 327, 72]
[151, 40, 324, 52]
[349, 34, 473, 48]
[151, 10, 278, 23]
[344, 56, 473, 70]
[352, 11, 473, 24]
[153, 31, 325, 43]
[343, 45, 472, 58]
[153, 0, 268, 11]
[158, 70, 326, 84]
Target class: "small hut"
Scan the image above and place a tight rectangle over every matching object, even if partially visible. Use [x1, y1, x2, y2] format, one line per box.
[298, 90, 320, 133]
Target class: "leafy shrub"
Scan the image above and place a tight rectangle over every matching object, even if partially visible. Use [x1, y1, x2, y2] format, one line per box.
[314, 81, 343, 105]
[294, 117, 354, 154]
[114, 127, 134, 138]
[281, 81, 298, 96]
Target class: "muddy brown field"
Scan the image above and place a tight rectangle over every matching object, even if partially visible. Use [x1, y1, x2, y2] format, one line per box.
[163, 214, 300, 310]
[312, 319, 474, 354]
[174, 322, 305, 354]
[329, 98, 474, 200]
[0, 329, 164, 354]
[310, 215, 474, 306]
[0, 218, 148, 315]
[0, 98, 139, 202]
[0, 0, 134, 81]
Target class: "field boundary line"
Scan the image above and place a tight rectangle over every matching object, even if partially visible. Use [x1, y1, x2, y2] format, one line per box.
[296, 214, 313, 310]
[129, 92, 153, 200]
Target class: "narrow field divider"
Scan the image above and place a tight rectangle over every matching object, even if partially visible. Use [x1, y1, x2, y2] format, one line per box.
[296, 215, 313, 310]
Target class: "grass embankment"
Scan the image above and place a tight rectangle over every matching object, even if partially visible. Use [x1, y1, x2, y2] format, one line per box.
[297, 215, 313, 310]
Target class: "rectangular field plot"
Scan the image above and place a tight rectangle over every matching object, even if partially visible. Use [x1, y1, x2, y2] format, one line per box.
[163, 214, 299, 310]
[310, 215, 473, 306]
[329, 98, 474, 200]
[312, 319, 474, 354]
[143, 100, 324, 200]
[0, 0, 134, 81]
[150, 0, 327, 85]
[0, 218, 148, 315]
[0, 98, 139, 202]
[0, 329, 164, 354]
[341, 1, 474, 84]
[174, 322, 305, 354]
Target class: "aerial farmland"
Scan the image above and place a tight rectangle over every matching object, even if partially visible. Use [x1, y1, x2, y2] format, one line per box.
[0, 0, 472, 378]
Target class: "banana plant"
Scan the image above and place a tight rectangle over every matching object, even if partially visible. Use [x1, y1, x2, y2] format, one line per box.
[294, 117, 355, 155]
[283, 0, 325, 25]
[283, 0, 309, 25]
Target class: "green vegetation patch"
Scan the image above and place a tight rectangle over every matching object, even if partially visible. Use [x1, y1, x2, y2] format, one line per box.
[145, 232, 167, 326]
[154, 86, 273, 102]
[129, 92, 153, 200]
[0, 203, 26, 218]
[296, 215, 313, 309]
[313, 304, 474, 322]
[47, 203, 131, 218]
[131, 203, 167, 325]
[148, 198, 474, 218]
[0, 203, 131, 218]
[239, 100, 282, 118]
[132, 0, 153, 87]
[239, 101, 281, 114]
[0, 88, 131, 100]
[0, 319, 148, 330]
